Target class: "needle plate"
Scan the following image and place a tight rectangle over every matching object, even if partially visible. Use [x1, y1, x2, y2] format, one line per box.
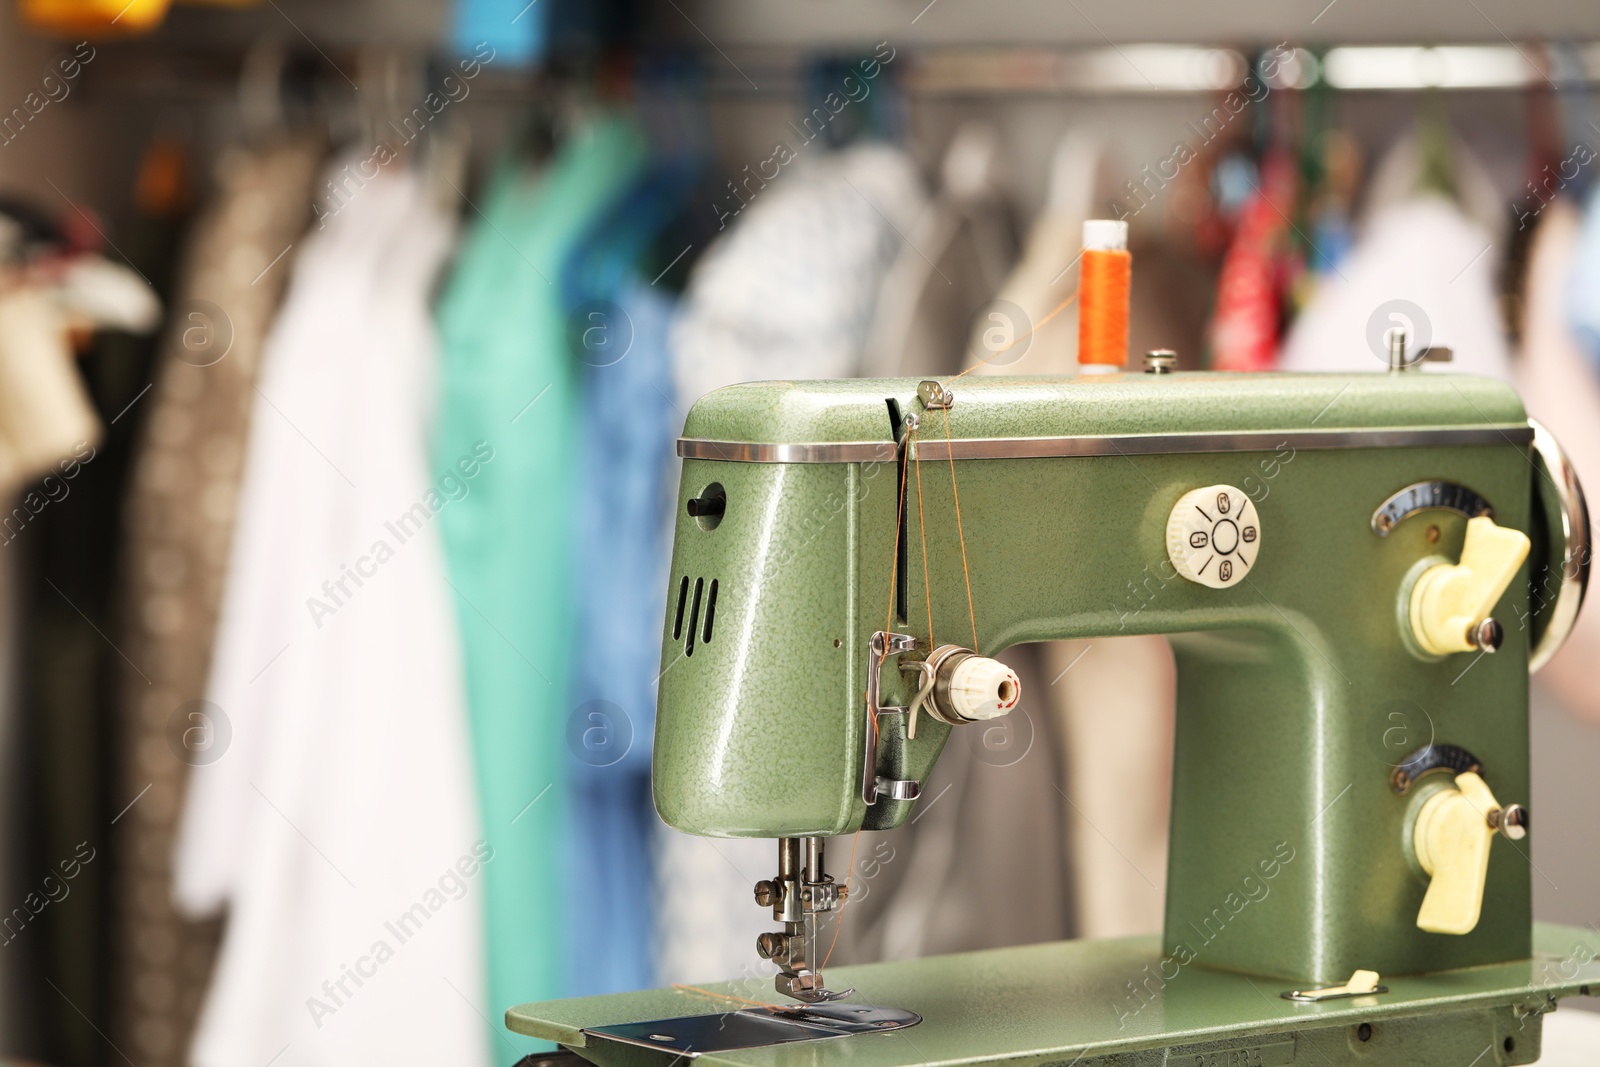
[582, 1002, 921, 1057]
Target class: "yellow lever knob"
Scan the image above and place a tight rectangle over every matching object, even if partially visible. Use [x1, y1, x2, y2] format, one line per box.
[1413, 772, 1503, 935]
[1408, 516, 1530, 655]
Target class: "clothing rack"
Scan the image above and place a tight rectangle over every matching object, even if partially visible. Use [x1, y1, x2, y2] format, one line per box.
[83, 40, 1600, 105]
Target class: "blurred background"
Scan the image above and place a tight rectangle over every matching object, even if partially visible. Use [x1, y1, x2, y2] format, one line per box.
[2, 0, 1600, 1065]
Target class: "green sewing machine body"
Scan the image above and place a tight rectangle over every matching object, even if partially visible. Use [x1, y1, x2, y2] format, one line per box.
[511, 371, 1593, 1066]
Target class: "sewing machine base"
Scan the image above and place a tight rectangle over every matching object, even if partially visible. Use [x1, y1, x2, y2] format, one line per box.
[507, 923, 1600, 1066]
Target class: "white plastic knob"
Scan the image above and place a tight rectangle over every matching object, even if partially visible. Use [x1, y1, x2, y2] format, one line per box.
[946, 657, 1022, 722]
[1166, 484, 1260, 589]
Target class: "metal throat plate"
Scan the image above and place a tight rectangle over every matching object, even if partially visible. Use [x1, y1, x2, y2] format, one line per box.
[582, 1002, 921, 1057]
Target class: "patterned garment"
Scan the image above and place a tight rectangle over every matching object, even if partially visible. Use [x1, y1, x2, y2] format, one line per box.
[113, 138, 320, 1067]
[658, 143, 924, 986]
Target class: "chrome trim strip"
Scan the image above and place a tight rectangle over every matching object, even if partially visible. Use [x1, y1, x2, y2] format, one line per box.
[678, 426, 1534, 464]
[677, 439, 899, 463]
[914, 426, 1534, 461]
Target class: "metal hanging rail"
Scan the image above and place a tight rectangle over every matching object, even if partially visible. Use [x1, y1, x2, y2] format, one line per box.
[88, 40, 1600, 102]
[701, 42, 1600, 95]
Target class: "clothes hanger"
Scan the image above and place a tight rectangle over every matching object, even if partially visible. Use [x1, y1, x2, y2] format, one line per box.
[420, 53, 473, 219]
[1416, 89, 1458, 201]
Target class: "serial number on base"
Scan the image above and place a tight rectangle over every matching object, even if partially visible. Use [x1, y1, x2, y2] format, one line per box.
[1167, 1038, 1295, 1066]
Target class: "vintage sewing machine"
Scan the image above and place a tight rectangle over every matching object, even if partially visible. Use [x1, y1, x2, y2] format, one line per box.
[510, 360, 1599, 1066]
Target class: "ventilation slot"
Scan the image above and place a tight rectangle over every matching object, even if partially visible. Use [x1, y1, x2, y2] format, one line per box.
[684, 578, 705, 656]
[701, 580, 719, 645]
[672, 576, 689, 640]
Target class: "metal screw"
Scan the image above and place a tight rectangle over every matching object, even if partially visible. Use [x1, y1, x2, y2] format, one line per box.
[754, 880, 778, 907]
[1143, 349, 1178, 374]
[1468, 618, 1504, 653]
[756, 932, 788, 960]
[1490, 804, 1529, 841]
[1387, 328, 1408, 372]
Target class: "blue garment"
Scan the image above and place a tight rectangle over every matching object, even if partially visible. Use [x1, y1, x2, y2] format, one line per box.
[1565, 183, 1600, 369]
[1309, 203, 1354, 276]
[451, 0, 546, 66]
[565, 277, 679, 995]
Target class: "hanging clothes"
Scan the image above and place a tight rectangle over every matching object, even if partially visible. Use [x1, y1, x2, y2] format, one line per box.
[171, 164, 487, 1067]
[660, 141, 923, 986]
[964, 130, 1106, 376]
[113, 138, 319, 1067]
[1278, 195, 1511, 379]
[432, 115, 650, 1042]
[837, 125, 1073, 964]
[0, 289, 101, 499]
[1515, 199, 1600, 722]
[670, 143, 925, 404]
[861, 123, 1012, 378]
[2, 285, 110, 1067]
[1363, 131, 1508, 246]
[937, 128, 1176, 947]
[564, 277, 677, 996]
[0, 197, 168, 1067]
[1206, 153, 1296, 372]
[1563, 183, 1600, 368]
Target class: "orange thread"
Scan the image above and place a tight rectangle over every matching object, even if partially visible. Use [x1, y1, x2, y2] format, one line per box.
[1077, 247, 1131, 367]
[944, 287, 1080, 385]
[672, 984, 787, 1009]
[942, 408, 979, 650]
[819, 827, 864, 972]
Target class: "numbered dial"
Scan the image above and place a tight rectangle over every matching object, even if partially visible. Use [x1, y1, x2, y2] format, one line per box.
[1166, 485, 1260, 589]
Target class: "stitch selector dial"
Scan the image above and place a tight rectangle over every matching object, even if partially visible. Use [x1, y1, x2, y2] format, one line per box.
[1166, 485, 1260, 589]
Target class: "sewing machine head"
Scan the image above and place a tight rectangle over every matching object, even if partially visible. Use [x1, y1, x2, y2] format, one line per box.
[653, 368, 1589, 1002]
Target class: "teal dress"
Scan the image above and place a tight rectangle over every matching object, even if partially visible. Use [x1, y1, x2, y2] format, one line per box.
[433, 116, 650, 1051]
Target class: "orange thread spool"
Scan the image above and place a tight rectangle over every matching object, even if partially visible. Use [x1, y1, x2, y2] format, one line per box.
[1077, 220, 1131, 369]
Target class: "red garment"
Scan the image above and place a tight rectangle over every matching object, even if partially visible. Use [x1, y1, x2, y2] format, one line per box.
[1207, 156, 1297, 371]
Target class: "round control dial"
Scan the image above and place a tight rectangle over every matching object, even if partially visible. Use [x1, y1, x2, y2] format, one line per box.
[1166, 484, 1260, 589]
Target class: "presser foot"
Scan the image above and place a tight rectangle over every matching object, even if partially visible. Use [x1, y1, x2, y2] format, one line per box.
[774, 969, 854, 1003]
[757, 836, 854, 1004]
